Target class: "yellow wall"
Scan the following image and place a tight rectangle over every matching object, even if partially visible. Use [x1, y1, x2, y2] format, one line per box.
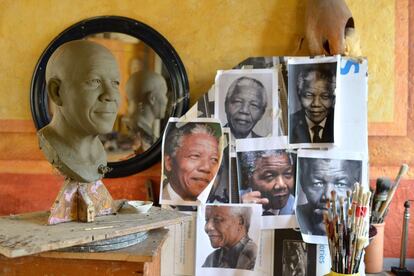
[0, 0, 395, 122]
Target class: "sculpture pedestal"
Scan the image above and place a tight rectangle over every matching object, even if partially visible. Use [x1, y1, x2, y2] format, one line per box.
[48, 178, 117, 225]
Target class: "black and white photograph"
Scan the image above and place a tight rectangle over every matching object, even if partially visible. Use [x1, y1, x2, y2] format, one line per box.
[196, 85, 215, 118]
[207, 128, 230, 203]
[236, 136, 297, 229]
[229, 153, 240, 203]
[159, 118, 223, 206]
[288, 56, 339, 146]
[274, 229, 316, 276]
[214, 69, 278, 140]
[295, 149, 366, 244]
[234, 56, 277, 70]
[196, 203, 262, 276]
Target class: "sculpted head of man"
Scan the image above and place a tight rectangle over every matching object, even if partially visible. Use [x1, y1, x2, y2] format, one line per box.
[39, 40, 121, 182]
[46, 40, 121, 136]
[126, 71, 168, 119]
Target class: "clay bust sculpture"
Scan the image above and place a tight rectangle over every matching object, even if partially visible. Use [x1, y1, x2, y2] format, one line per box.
[37, 40, 121, 224]
[125, 71, 168, 151]
[38, 40, 120, 183]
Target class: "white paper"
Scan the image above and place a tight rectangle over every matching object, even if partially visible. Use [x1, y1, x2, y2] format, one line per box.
[161, 210, 197, 276]
[335, 58, 369, 158]
[255, 230, 274, 276]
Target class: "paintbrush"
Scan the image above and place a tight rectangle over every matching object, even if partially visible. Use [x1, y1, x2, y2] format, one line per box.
[323, 211, 335, 264]
[352, 236, 368, 273]
[378, 164, 409, 221]
[371, 177, 392, 223]
[331, 190, 337, 217]
[324, 184, 371, 274]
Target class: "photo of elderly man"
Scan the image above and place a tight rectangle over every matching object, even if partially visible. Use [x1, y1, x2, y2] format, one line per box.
[215, 70, 276, 140]
[288, 62, 337, 144]
[238, 150, 295, 216]
[296, 157, 362, 236]
[161, 121, 222, 204]
[202, 205, 258, 270]
[225, 76, 267, 138]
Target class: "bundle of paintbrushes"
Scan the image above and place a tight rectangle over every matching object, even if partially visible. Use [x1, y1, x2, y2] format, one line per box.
[323, 183, 371, 274]
[370, 164, 409, 224]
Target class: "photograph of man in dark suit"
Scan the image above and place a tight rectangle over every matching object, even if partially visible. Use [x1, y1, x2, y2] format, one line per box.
[289, 64, 336, 144]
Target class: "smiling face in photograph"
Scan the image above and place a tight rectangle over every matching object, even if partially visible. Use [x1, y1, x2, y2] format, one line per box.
[204, 206, 245, 249]
[165, 132, 220, 200]
[225, 77, 266, 138]
[251, 152, 294, 210]
[298, 70, 335, 124]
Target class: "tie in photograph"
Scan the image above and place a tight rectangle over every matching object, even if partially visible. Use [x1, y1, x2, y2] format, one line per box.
[312, 125, 322, 142]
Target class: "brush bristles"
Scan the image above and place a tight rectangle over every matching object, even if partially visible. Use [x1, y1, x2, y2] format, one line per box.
[375, 177, 392, 193]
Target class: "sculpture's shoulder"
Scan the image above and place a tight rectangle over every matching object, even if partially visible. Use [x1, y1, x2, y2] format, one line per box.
[37, 127, 61, 168]
[37, 126, 106, 183]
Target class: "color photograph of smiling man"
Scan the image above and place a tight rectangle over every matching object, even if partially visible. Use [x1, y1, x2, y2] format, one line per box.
[160, 120, 223, 206]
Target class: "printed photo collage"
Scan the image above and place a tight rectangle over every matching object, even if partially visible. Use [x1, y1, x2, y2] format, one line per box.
[160, 56, 369, 276]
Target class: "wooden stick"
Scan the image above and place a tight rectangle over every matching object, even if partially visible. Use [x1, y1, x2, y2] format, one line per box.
[378, 164, 409, 219]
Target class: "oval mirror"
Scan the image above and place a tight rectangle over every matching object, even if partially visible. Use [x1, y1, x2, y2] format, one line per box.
[31, 16, 189, 178]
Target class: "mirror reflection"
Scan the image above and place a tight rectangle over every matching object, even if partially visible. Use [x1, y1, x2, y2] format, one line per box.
[48, 32, 173, 162]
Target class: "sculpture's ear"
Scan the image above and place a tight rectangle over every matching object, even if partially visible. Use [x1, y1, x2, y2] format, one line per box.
[147, 92, 156, 106]
[47, 78, 62, 106]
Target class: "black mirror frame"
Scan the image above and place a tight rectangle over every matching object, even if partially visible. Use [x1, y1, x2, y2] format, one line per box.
[30, 16, 189, 178]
